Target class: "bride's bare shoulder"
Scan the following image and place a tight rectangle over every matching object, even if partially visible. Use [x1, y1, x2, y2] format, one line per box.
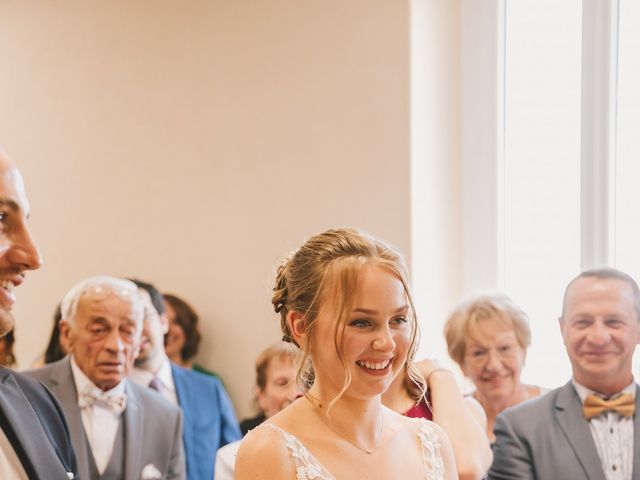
[384, 408, 457, 479]
[234, 422, 296, 480]
[384, 405, 424, 429]
[384, 407, 449, 441]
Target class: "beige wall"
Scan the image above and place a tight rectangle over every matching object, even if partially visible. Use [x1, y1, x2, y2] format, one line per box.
[0, 1, 414, 417]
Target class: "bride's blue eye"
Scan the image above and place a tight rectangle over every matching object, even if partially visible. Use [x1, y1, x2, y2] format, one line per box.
[391, 316, 408, 325]
[349, 319, 372, 328]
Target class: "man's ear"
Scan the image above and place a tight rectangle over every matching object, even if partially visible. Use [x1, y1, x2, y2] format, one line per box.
[59, 320, 74, 353]
[287, 310, 307, 349]
[558, 316, 567, 345]
[131, 325, 144, 360]
[132, 339, 142, 360]
[160, 312, 169, 335]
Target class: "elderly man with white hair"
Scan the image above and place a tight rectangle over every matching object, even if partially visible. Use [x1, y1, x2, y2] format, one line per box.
[25, 276, 186, 480]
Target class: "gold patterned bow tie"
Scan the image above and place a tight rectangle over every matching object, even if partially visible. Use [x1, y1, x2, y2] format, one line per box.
[78, 387, 127, 415]
[583, 393, 635, 420]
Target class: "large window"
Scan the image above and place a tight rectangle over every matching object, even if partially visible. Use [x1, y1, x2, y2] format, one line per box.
[615, 0, 640, 277]
[414, 0, 639, 386]
[460, 0, 639, 389]
[614, 0, 640, 374]
[502, 0, 582, 388]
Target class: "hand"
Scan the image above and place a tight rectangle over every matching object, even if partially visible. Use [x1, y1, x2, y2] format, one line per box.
[416, 359, 451, 388]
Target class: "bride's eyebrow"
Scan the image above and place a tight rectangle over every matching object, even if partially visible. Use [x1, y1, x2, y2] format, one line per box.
[351, 306, 409, 314]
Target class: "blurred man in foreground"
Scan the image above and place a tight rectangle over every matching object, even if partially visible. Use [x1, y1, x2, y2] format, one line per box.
[0, 147, 76, 479]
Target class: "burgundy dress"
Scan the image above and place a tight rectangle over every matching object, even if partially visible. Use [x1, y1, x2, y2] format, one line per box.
[403, 390, 433, 420]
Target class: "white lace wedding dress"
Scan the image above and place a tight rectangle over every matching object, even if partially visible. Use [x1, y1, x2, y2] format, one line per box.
[266, 418, 445, 480]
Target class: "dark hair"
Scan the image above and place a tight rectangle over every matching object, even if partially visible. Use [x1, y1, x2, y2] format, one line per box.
[163, 293, 201, 361]
[44, 304, 66, 364]
[128, 278, 165, 315]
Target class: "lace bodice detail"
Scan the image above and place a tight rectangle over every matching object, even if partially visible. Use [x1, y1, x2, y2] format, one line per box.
[416, 418, 445, 480]
[266, 418, 445, 480]
[267, 423, 335, 480]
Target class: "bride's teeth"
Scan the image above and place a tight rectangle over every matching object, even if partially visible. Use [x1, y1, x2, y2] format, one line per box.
[358, 359, 390, 370]
[0, 281, 13, 291]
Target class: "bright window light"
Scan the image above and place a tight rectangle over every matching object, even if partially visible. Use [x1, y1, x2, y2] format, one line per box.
[503, 0, 582, 389]
[614, 0, 640, 374]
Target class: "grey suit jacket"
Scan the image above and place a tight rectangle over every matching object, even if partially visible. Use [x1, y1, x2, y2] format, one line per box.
[488, 381, 640, 480]
[25, 357, 186, 480]
[0, 367, 77, 479]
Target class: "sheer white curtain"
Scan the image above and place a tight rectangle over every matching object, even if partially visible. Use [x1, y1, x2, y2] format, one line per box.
[502, 0, 582, 389]
[614, 0, 640, 374]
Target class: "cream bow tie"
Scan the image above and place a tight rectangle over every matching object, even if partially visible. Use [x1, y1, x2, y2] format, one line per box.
[583, 393, 635, 420]
[78, 387, 127, 414]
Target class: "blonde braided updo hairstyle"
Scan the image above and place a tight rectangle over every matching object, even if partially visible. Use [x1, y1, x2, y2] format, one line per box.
[272, 228, 424, 405]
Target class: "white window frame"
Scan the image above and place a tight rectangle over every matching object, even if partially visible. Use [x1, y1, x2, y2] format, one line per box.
[460, 0, 620, 284]
[580, 0, 619, 269]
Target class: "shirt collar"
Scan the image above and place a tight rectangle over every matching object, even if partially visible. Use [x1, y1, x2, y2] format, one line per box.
[129, 356, 175, 392]
[572, 378, 637, 403]
[155, 357, 175, 392]
[70, 355, 126, 400]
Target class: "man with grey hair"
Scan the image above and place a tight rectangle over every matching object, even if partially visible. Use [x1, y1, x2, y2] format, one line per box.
[25, 275, 186, 480]
[0, 147, 77, 479]
[489, 267, 640, 480]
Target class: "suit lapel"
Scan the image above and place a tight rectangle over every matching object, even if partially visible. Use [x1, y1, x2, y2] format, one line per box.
[124, 381, 143, 480]
[555, 382, 607, 480]
[0, 369, 69, 480]
[632, 385, 640, 480]
[47, 357, 91, 480]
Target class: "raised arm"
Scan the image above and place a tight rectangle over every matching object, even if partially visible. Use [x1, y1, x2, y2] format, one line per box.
[418, 359, 493, 480]
[429, 420, 459, 480]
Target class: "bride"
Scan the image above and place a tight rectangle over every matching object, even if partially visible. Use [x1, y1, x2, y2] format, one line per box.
[235, 228, 457, 479]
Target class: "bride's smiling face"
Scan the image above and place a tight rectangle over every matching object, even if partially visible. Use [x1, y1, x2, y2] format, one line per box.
[309, 263, 412, 399]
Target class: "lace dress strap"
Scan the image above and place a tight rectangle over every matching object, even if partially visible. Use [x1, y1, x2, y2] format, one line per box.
[416, 418, 446, 480]
[265, 423, 336, 480]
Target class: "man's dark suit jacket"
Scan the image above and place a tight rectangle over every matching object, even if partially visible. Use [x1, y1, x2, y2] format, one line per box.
[0, 367, 77, 479]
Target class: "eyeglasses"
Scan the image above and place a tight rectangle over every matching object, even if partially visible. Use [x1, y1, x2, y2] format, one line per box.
[464, 343, 522, 365]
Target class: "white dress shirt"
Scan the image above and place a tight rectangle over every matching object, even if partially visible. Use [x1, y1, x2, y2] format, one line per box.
[573, 379, 636, 480]
[129, 357, 178, 404]
[0, 427, 29, 480]
[71, 356, 125, 474]
[214, 440, 241, 480]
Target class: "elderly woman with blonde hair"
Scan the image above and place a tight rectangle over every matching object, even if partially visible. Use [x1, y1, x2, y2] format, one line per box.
[444, 292, 547, 442]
